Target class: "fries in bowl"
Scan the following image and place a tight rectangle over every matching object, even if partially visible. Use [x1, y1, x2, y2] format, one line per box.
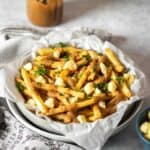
[15, 43, 135, 123]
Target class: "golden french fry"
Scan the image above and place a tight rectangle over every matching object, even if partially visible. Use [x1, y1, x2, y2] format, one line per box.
[102, 106, 116, 117]
[46, 104, 77, 116]
[76, 94, 107, 109]
[57, 87, 85, 99]
[23, 89, 32, 97]
[79, 108, 93, 117]
[94, 76, 105, 84]
[93, 104, 102, 119]
[107, 92, 125, 107]
[37, 48, 53, 56]
[48, 91, 69, 105]
[76, 61, 95, 89]
[34, 55, 51, 61]
[53, 113, 72, 123]
[105, 48, 124, 73]
[89, 104, 102, 121]
[21, 68, 48, 113]
[77, 115, 87, 123]
[121, 82, 132, 98]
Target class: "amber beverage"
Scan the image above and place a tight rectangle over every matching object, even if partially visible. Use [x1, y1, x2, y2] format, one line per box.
[27, 0, 63, 27]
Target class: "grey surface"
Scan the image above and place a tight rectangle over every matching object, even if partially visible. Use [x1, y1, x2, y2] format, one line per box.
[0, 0, 150, 149]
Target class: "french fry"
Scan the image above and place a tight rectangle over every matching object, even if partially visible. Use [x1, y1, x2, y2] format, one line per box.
[79, 108, 93, 117]
[105, 48, 124, 73]
[121, 82, 132, 98]
[48, 91, 69, 105]
[34, 55, 52, 61]
[94, 76, 105, 84]
[21, 68, 48, 113]
[89, 104, 102, 121]
[77, 115, 87, 123]
[107, 92, 125, 107]
[53, 113, 72, 123]
[46, 104, 77, 116]
[102, 106, 116, 117]
[76, 61, 95, 89]
[77, 94, 107, 109]
[23, 89, 32, 97]
[57, 87, 85, 99]
[37, 48, 53, 56]
[16, 45, 135, 123]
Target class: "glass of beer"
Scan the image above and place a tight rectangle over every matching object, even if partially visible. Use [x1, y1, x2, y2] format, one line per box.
[27, 0, 63, 27]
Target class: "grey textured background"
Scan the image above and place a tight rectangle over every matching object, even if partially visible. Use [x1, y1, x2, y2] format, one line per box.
[0, 0, 150, 149]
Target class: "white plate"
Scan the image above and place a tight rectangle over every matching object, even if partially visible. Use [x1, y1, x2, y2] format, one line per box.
[6, 99, 143, 143]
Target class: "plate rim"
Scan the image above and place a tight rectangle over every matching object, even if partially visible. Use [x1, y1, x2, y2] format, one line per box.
[6, 99, 143, 143]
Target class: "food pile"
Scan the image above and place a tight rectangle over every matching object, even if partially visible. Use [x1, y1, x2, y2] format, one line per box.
[140, 111, 150, 140]
[16, 43, 135, 123]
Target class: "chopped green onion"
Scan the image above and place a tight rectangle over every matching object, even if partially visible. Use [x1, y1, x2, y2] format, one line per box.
[35, 64, 48, 76]
[116, 76, 124, 83]
[62, 51, 70, 61]
[95, 82, 108, 92]
[16, 82, 24, 92]
[82, 54, 91, 61]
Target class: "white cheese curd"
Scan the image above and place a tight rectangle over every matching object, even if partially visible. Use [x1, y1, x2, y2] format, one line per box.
[140, 122, 150, 134]
[145, 129, 150, 140]
[45, 98, 55, 108]
[84, 82, 95, 95]
[100, 62, 107, 75]
[25, 99, 36, 111]
[63, 60, 77, 71]
[53, 50, 61, 58]
[69, 96, 78, 104]
[98, 101, 106, 109]
[77, 115, 87, 123]
[55, 77, 65, 86]
[23, 63, 32, 71]
[94, 88, 102, 96]
[35, 75, 46, 84]
[108, 81, 117, 93]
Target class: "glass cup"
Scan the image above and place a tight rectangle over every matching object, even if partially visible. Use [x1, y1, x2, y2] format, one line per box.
[27, 0, 63, 27]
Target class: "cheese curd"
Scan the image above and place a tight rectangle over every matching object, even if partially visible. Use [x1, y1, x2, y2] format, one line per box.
[98, 101, 106, 109]
[77, 115, 87, 123]
[108, 81, 117, 93]
[55, 77, 65, 86]
[53, 50, 61, 58]
[140, 111, 150, 140]
[35, 75, 46, 84]
[84, 82, 95, 95]
[25, 99, 36, 111]
[63, 60, 77, 71]
[24, 63, 32, 71]
[45, 98, 55, 108]
[94, 88, 102, 96]
[69, 96, 78, 104]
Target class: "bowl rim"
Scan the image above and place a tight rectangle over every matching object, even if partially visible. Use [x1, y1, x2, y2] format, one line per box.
[6, 98, 143, 143]
[136, 107, 150, 145]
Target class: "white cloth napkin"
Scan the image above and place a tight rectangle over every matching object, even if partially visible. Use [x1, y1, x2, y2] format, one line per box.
[0, 106, 81, 150]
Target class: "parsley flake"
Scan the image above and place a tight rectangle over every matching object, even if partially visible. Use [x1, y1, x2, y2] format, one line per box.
[62, 51, 70, 61]
[116, 76, 124, 84]
[82, 54, 91, 61]
[35, 64, 48, 76]
[95, 82, 108, 92]
[16, 82, 24, 92]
